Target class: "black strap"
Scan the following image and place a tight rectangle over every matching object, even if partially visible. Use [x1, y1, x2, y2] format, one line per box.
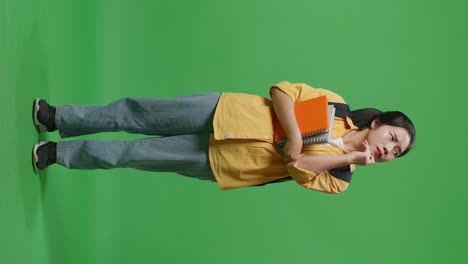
[327, 102, 353, 182]
[328, 102, 350, 119]
[329, 165, 353, 183]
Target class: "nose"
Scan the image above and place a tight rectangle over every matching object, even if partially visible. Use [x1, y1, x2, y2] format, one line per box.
[383, 146, 388, 155]
[383, 143, 396, 158]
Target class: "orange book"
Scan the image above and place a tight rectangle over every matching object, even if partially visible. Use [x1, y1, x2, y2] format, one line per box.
[273, 95, 333, 146]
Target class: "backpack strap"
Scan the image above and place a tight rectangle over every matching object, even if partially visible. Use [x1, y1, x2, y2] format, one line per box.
[328, 102, 351, 119]
[327, 102, 353, 183]
[328, 165, 353, 183]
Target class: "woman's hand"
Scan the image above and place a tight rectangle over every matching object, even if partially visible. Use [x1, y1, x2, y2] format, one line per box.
[349, 140, 375, 166]
[283, 137, 303, 167]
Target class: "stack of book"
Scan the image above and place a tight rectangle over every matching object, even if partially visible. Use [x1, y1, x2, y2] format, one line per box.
[273, 95, 335, 147]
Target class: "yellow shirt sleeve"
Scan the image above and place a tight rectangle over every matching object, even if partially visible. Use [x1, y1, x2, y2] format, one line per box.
[270, 81, 347, 104]
[270, 81, 303, 101]
[288, 162, 350, 194]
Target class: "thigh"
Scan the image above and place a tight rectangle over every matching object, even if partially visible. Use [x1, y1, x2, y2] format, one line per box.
[127, 93, 221, 136]
[128, 133, 216, 181]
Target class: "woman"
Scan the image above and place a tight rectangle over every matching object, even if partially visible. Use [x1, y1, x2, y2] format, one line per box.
[32, 81, 415, 194]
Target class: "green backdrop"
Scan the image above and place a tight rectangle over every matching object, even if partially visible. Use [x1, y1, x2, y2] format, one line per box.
[1, 0, 467, 263]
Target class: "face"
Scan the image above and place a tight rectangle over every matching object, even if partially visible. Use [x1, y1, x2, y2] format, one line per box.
[366, 120, 411, 162]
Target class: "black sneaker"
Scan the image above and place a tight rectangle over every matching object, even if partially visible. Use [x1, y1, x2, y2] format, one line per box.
[33, 141, 57, 171]
[33, 99, 57, 132]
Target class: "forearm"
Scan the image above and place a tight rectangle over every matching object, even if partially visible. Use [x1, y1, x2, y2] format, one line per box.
[296, 154, 352, 174]
[270, 88, 302, 142]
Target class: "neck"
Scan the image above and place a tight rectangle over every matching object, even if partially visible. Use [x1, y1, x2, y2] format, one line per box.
[342, 128, 369, 152]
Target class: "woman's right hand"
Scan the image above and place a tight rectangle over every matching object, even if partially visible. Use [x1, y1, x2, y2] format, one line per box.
[349, 140, 375, 166]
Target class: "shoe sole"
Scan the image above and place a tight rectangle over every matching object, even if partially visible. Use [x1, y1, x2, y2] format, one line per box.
[32, 141, 47, 171]
[33, 99, 48, 132]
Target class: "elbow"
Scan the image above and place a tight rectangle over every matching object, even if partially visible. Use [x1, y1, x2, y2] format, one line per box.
[327, 180, 350, 194]
[288, 160, 319, 183]
[327, 183, 349, 194]
[291, 168, 350, 194]
[270, 86, 283, 98]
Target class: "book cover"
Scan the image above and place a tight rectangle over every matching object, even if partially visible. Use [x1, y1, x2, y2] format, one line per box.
[274, 95, 334, 146]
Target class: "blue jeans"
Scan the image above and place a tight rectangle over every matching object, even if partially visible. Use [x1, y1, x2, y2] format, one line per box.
[55, 94, 221, 181]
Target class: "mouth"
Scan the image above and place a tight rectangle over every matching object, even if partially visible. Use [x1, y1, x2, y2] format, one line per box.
[375, 148, 381, 158]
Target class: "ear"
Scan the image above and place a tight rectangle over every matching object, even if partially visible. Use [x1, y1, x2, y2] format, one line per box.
[370, 119, 380, 129]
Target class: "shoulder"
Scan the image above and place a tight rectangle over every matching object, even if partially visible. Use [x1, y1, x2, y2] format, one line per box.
[298, 84, 346, 104]
[270, 81, 348, 104]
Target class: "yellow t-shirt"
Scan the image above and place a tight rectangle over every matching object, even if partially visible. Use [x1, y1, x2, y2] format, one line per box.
[209, 81, 358, 194]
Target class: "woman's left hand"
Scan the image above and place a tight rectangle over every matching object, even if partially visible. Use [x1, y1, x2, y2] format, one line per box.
[349, 140, 375, 166]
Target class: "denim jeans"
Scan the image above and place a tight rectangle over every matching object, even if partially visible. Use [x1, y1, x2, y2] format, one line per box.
[55, 94, 221, 181]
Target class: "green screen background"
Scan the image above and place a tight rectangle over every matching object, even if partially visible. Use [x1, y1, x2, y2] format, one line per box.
[1, 0, 467, 263]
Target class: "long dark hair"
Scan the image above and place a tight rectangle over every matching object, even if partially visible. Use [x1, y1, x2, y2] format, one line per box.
[350, 108, 416, 157]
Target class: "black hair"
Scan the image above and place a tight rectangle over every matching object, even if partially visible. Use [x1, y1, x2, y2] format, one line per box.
[350, 108, 416, 157]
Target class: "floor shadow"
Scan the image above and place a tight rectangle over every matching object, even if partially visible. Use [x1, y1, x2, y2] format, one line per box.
[14, 22, 50, 228]
[10, 20, 72, 264]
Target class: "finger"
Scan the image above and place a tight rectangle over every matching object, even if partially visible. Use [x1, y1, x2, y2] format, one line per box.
[361, 140, 369, 151]
[364, 140, 370, 148]
[364, 141, 371, 152]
